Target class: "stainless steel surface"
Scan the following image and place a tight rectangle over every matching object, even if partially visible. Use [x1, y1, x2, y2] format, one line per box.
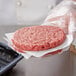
[3, 52, 71, 76]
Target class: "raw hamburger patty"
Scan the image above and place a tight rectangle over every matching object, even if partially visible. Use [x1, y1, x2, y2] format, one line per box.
[12, 25, 66, 51]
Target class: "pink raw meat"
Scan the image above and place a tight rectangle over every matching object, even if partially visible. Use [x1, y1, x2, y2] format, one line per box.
[12, 25, 66, 52]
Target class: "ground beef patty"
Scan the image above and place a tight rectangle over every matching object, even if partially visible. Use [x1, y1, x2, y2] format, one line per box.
[12, 25, 66, 51]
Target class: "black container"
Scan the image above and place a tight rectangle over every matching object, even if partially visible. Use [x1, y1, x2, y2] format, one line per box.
[0, 42, 23, 75]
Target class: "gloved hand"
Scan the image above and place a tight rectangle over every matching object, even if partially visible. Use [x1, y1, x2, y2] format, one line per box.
[70, 44, 76, 54]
